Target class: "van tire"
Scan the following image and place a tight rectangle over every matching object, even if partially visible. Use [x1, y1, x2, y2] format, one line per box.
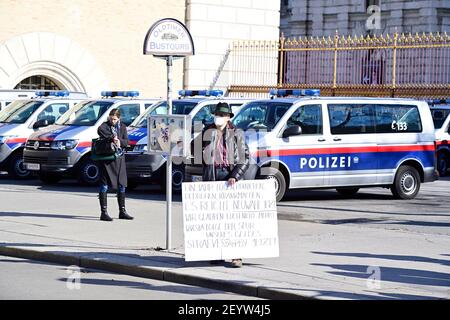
[257, 167, 286, 202]
[391, 165, 421, 199]
[437, 152, 448, 177]
[8, 151, 32, 179]
[78, 159, 100, 186]
[159, 165, 185, 194]
[336, 187, 359, 197]
[38, 172, 62, 184]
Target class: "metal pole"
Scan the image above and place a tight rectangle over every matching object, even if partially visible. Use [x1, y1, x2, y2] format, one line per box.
[166, 55, 173, 250]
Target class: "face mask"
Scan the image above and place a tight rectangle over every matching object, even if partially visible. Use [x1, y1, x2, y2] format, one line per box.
[214, 116, 227, 127]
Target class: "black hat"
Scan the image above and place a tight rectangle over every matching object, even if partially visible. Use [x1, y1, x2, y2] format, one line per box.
[214, 102, 234, 118]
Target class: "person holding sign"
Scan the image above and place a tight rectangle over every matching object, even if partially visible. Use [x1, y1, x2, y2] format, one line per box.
[97, 109, 134, 221]
[201, 102, 250, 267]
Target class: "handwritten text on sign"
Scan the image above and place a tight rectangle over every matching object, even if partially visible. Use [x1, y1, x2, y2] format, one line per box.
[182, 180, 279, 261]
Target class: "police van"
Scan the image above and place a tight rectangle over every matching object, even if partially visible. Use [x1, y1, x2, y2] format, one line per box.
[428, 99, 450, 176]
[125, 89, 252, 191]
[0, 89, 88, 111]
[23, 91, 161, 185]
[0, 90, 87, 178]
[186, 89, 437, 202]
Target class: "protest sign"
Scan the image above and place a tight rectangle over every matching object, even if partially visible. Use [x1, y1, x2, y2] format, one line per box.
[182, 180, 279, 261]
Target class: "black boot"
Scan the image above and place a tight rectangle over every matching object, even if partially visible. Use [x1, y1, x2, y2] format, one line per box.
[118, 192, 134, 220]
[99, 192, 113, 221]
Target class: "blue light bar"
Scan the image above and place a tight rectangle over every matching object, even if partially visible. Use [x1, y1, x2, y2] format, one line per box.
[101, 91, 140, 98]
[269, 89, 320, 97]
[178, 89, 223, 97]
[35, 90, 69, 97]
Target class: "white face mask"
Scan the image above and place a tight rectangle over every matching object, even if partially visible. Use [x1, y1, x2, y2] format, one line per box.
[214, 116, 227, 127]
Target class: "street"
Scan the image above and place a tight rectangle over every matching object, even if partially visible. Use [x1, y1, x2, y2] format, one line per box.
[0, 256, 257, 300]
[0, 174, 449, 299]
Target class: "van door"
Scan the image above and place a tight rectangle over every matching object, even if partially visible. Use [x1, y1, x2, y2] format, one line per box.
[374, 104, 425, 184]
[276, 103, 326, 188]
[326, 103, 378, 187]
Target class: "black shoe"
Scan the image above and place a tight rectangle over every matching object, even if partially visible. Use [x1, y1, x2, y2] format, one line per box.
[209, 260, 225, 265]
[118, 192, 134, 220]
[231, 259, 243, 268]
[99, 192, 113, 222]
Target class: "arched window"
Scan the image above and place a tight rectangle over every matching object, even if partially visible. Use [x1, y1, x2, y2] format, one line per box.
[14, 75, 62, 90]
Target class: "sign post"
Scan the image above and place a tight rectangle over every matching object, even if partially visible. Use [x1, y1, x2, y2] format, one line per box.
[144, 18, 194, 250]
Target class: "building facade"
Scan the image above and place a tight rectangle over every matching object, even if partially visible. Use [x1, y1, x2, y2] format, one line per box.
[281, 0, 450, 38]
[0, 0, 280, 97]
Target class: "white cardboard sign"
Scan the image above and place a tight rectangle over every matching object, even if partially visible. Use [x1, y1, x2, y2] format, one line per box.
[182, 180, 279, 261]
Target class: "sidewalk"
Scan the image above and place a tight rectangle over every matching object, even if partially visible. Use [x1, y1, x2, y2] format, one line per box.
[0, 183, 449, 300]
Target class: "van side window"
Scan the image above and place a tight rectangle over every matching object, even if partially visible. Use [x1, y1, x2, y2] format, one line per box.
[192, 104, 214, 125]
[118, 104, 140, 126]
[328, 104, 376, 134]
[286, 104, 322, 134]
[37, 103, 69, 124]
[375, 104, 422, 133]
[151, 105, 168, 115]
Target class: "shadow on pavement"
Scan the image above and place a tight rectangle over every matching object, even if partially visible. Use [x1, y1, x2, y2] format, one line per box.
[0, 254, 249, 297]
[310, 263, 450, 287]
[0, 242, 247, 270]
[268, 288, 440, 300]
[311, 251, 450, 267]
[0, 211, 98, 221]
[56, 276, 241, 296]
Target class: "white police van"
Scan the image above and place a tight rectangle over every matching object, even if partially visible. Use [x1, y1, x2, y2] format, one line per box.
[23, 91, 161, 185]
[0, 89, 88, 111]
[125, 89, 252, 191]
[186, 89, 437, 201]
[0, 91, 87, 178]
[428, 99, 450, 176]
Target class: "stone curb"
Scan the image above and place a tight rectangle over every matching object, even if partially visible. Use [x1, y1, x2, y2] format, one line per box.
[0, 246, 316, 300]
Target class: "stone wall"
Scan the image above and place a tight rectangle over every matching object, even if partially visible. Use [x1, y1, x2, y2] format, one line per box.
[184, 0, 281, 93]
[0, 0, 185, 97]
[281, 0, 450, 38]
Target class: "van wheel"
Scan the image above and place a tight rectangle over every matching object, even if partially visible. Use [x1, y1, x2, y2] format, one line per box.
[8, 152, 32, 179]
[159, 165, 185, 194]
[39, 172, 62, 184]
[336, 187, 359, 197]
[437, 152, 448, 177]
[78, 159, 100, 186]
[257, 167, 286, 202]
[391, 165, 421, 199]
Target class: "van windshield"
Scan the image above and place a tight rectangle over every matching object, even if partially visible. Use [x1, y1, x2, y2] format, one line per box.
[56, 101, 113, 126]
[0, 100, 44, 124]
[232, 101, 292, 131]
[431, 108, 450, 129]
[132, 100, 197, 128]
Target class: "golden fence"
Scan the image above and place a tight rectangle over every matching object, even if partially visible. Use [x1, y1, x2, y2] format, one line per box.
[227, 31, 450, 99]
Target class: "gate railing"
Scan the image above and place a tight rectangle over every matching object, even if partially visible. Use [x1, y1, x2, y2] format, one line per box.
[227, 31, 450, 99]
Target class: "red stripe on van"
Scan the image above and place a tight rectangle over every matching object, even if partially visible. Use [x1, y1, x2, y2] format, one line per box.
[77, 141, 92, 148]
[5, 137, 27, 144]
[256, 144, 435, 157]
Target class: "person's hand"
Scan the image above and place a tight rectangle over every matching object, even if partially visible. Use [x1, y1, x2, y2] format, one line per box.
[113, 137, 120, 147]
[227, 178, 236, 186]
